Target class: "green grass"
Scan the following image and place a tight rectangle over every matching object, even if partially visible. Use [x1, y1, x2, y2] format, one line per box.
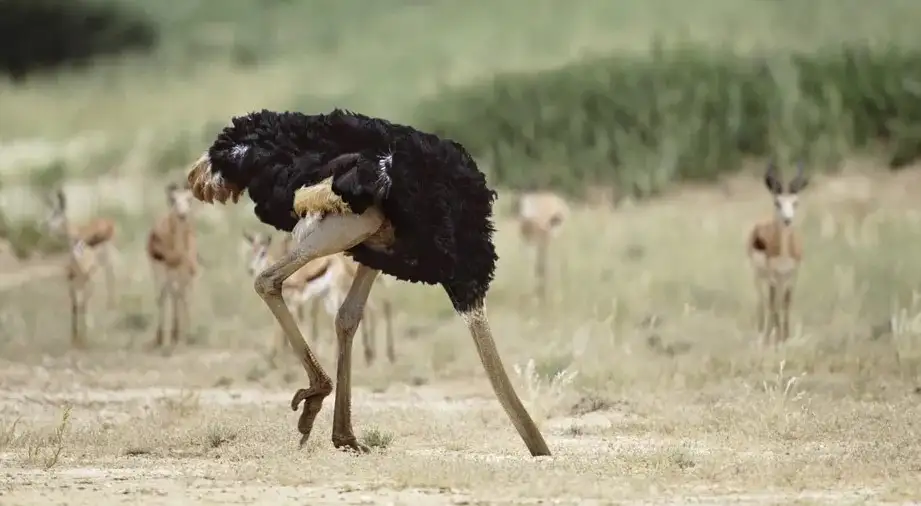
[0, 1, 918, 248]
[420, 44, 921, 196]
[3, 0, 921, 140]
[2, 0, 920, 199]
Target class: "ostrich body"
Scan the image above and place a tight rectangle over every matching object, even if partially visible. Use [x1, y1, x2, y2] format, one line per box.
[187, 109, 551, 457]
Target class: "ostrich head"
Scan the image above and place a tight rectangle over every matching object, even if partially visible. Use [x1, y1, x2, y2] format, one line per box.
[187, 112, 281, 205]
[187, 150, 245, 205]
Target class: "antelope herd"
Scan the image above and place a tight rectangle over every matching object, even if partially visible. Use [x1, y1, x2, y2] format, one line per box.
[29, 161, 812, 356]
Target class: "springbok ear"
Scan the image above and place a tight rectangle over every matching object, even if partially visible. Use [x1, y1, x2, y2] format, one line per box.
[165, 182, 181, 205]
[788, 161, 810, 193]
[763, 160, 784, 195]
[55, 188, 67, 207]
[509, 194, 522, 217]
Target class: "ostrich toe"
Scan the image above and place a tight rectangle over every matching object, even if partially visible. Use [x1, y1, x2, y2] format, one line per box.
[291, 387, 330, 448]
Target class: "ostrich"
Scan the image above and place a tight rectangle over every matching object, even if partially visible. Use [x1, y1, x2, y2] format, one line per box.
[186, 108, 551, 457]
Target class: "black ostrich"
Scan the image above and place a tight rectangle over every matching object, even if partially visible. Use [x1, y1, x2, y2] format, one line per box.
[187, 108, 551, 457]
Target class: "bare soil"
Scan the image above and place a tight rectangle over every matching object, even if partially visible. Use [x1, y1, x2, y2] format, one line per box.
[1, 349, 917, 505]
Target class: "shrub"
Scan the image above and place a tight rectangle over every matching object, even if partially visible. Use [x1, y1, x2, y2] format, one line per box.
[0, 0, 158, 80]
[418, 44, 921, 197]
[0, 220, 68, 260]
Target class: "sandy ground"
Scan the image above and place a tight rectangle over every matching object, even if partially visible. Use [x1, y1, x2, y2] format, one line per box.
[0, 350, 917, 506]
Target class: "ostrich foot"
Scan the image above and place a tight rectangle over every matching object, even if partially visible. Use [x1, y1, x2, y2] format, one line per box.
[291, 386, 331, 447]
[332, 433, 370, 454]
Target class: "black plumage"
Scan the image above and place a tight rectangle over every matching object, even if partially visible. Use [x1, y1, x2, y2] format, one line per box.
[203, 109, 498, 312]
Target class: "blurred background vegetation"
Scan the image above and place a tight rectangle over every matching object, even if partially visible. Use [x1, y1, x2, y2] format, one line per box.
[1, 0, 921, 204]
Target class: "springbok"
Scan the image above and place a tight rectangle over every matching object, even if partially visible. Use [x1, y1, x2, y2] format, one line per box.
[147, 182, 198, 348]
[242, 230, 394, 366]
[512, 191, 570, 302]
[66, 239, 99, 347]
[43, 188, 117, 308]
[747, 161, 809, 345]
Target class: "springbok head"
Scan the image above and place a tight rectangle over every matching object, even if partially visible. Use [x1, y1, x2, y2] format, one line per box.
[242, 231, 273, 277]
[166, 182, 194, 220]
[764, 161, 810, 226]
[43, 188, 69, 234]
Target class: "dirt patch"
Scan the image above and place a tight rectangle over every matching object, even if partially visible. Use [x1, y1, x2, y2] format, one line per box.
[0, 249, 66, 293]
[0, 466, 897, 506]
[0, 371, 917, 505]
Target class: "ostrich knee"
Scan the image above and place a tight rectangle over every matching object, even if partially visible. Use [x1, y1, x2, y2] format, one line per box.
[254, 270, 284, 298]
[335, 306, 363, 342]
[334, 290, 366, 354]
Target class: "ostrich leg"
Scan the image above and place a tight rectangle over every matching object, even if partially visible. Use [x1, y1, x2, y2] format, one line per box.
[253, 210, 383, 447]
[459, 301, 552, 456]
[331, 264, 380, 452]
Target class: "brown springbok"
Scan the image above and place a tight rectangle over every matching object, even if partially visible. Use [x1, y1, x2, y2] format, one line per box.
[747, 161, 809, 345]
[147, 182, 198, 348]
[66, 239, 99, 347]
[512, 191, 570, 302]
[43, 188, 117, 308]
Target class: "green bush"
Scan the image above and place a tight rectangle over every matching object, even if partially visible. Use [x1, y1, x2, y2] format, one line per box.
[0, 0, 157, 80]
[0, 192, 68, 260]
[0, 219, 68, 260]
[418, 44, 921, 197]
[149, 120, 228, 175]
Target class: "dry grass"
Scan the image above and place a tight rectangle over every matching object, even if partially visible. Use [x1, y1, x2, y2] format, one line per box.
[0, 161, 919, 504]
